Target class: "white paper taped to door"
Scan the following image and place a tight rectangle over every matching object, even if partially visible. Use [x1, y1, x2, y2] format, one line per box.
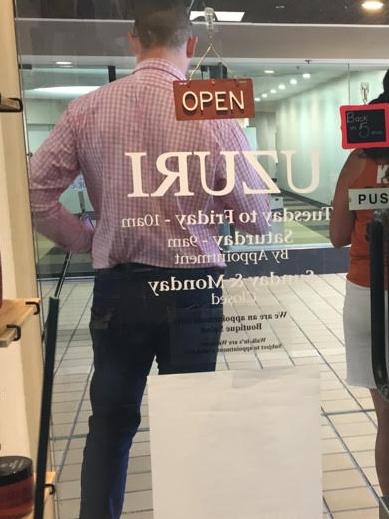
[148, 367, 322, 519]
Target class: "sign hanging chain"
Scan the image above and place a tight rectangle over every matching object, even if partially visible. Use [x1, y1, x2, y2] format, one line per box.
[189, 7, 236, 81]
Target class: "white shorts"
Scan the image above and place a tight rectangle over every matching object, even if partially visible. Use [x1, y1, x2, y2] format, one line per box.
[343, 280, 388, 389]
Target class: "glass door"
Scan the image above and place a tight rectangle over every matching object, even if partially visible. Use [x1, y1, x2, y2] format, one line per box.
[12, 2, 389, 518]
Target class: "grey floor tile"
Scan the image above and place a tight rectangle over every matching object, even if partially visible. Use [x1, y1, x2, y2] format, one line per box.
[52, 423, 74, 438]
[52, 401, 80, 414]
[59, 463, 82, 482]
[126, 472, 153, 493]
[122, 512, 153, 519]
[58, 498, 80, 519]
[52, 392, 83, 403]
[57, 480, 80, 501]
[64, 448, 84, 465]
[53, 382, 86, 393]
[128, 456, 152, 474]
[122, 490, 153, 513]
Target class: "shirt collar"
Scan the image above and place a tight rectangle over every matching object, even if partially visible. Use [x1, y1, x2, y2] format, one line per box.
[133, 58, 187, 81]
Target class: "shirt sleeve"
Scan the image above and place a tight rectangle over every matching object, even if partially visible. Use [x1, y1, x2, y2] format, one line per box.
[214, 121, 271, 235]
[29, 107, 94, 253]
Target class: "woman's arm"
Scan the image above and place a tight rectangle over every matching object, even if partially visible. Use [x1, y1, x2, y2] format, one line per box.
[330, 151, 365, 248]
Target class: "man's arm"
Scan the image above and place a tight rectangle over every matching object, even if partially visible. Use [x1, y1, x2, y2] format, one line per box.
[214, 121, 270, 235]
[29, 107, 94, 253]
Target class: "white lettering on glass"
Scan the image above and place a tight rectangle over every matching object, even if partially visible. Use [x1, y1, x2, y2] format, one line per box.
[281, 150, 320, 194]
[242, 151, 280, 195]
[124, 150, 321, 197]
[152, 152, 195, 197]
[194, 151, 235, 196]
[126, 152, 149, 198]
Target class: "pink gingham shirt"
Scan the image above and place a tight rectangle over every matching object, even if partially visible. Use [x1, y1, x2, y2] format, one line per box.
[30, 59, 269, 269]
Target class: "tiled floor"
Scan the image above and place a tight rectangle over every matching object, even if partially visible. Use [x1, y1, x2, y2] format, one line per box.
[41, 273, 383, 519]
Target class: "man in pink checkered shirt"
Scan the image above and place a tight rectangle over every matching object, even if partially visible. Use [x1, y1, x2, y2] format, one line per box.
[29, 3, 269, 518]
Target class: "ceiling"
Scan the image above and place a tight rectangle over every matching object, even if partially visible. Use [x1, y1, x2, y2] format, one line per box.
[16, 0, 389, 25]
[191, 0, 389, 24]
[15, 3, 389, 116]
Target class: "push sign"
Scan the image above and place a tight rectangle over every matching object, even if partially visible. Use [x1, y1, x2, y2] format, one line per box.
[173, 78, 255, 121]
[340, 104, 389, 149]
[349, 188, 389, 210]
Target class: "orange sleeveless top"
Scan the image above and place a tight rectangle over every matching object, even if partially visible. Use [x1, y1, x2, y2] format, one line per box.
[348, 159, 389, 287]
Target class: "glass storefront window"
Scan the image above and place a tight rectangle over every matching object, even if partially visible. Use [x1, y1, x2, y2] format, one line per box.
[10, 4, 389, 518]
[20, 58, 389, 278]
[21, 65, 131, 277]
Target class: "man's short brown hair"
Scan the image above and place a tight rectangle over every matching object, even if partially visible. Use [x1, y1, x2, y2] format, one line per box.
[134, 4, 192, 49]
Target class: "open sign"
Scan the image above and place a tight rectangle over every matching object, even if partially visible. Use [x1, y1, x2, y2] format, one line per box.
[173, 79, 255, 121]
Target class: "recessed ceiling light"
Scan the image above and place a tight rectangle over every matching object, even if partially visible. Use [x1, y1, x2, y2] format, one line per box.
[270, 89, 277, 94]
[362, 1, 384, 11]
[303, 73, 311, 79]
[255, 97, 261, 102]
[275, 5, 286, 8]
[34, 86, 100, 96]
[56, 61, 73, 66]
[261, 93, 268, 98]
[290, 78, 298, 85]
[264, 70, 275, 74]
[278, 84, 286, 90]
[190, 11, 245, 22]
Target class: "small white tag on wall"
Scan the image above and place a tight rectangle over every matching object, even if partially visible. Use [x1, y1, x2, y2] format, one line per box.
[349, 188, 389, 210]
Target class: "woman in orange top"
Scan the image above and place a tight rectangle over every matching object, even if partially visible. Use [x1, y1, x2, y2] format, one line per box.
[330, 72, 389, 495]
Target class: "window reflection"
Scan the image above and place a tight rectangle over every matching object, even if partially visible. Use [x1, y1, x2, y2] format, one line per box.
[18, 0, 130, 19]
[21, 62, 389, 278]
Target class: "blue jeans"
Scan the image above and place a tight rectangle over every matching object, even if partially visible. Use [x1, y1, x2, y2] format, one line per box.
[79, 264, 223, 519]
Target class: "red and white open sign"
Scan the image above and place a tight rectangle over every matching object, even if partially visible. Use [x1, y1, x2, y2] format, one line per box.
[173, 78, 255, 121]
[340, 103, 389, 149]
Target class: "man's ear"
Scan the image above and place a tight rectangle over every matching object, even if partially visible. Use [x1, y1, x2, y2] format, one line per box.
[186, 36, 198, 59]
[128, 32, 141, 56]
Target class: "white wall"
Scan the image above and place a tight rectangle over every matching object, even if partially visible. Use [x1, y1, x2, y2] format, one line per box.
[25, 99, 68, 152]
[25, 99, 69, 125]
[274, 69, 388, 205]
[0, 0, 44, 460]
[255, 112, 277, 179]
[24, 70, 389, 210]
